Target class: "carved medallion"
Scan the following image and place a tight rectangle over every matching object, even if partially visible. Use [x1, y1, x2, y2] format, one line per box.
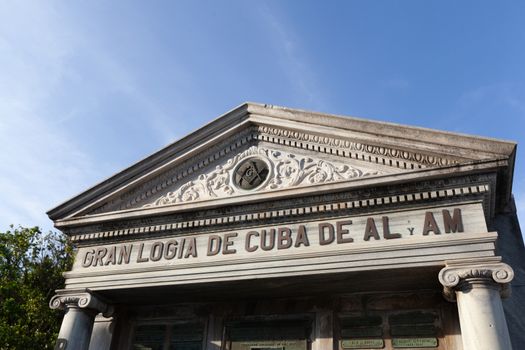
[233, 158, 269, 190]
[145, 146, 382, 207]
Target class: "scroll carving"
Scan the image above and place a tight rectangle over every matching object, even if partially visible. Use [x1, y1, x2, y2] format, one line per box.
[439, 261, 514, 301]
[49, 290, 113, 316]
[145, 146, 380, 207]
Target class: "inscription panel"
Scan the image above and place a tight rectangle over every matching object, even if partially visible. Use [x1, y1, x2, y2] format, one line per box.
[340, 310, 442, 350]
[392, 338, 438, 348]
[231, 340, 306, 350]
[341, 338, 385, 349]
[73, 203, 486, 273]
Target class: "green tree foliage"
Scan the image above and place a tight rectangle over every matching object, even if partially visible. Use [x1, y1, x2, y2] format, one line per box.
[0, 226, 73, 349]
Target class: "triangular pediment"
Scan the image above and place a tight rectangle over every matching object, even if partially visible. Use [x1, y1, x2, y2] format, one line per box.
[48, 103, 516, 224]
[142, 144, 396, 208]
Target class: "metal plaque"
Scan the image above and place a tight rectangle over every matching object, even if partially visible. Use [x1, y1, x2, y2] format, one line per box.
[341, 339, 385, 349]
[392, 338, 438, 348]
[231, 340, 306, 350]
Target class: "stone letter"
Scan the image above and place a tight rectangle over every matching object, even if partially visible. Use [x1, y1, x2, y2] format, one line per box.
[336, 220, 354, 244]
[245, 231, 259, 252]
[363, 218, 380, 241]
[136, 243, 149, 263]
[118, 244, 132, 264]
[164, 240, 178, 260]
[82, 249, 95, 267]
[207, 235, 221, 256]
[261, 229, 276, 251]
[178, 239, 186, 259]
[93, 247, 108, 266]
[185, 237, 198, 258]
[150, 242, 164, 261]
[443, 208, 463, 233]
[277, 227, 293, 249]
[104, 246, 117, 265]
[319, 223, 335, 245]
[422, 212, 441, 235]
[222, 233, 237, 254]
[295, 225, 310, 247]
[382, 216, 401, 239]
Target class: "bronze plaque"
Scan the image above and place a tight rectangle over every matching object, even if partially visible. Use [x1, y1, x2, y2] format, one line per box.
[231, 340, 306, 350]
[392, 338, 438, 348]
[341, 339, 385, 349]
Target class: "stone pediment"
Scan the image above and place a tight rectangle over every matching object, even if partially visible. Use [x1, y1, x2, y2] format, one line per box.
[47, 103, 516, 224]
[143, 145, 391, 208]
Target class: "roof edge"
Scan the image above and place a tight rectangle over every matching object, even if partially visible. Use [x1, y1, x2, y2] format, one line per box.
[47, 103, 252, 220]
[246, 103, 517, 156]
[47, 102, 517, 222]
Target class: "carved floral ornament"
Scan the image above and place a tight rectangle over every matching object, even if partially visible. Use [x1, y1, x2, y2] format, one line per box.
[438, 262, 514, 301]
[145, 146, 381, 207]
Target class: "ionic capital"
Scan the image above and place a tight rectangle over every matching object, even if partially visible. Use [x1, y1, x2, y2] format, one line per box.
[49, 289, 113, 317]
[438, 258, 514, 301]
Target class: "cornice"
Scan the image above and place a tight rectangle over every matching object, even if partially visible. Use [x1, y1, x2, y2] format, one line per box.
[77, 126, 503, 219]
[47, 103, 516, 224]
[67, 182, 490, 244]
[85, 124, 465, 216]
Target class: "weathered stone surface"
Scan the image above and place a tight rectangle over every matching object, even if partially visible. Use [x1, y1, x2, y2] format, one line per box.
[45, 103, 522, 350]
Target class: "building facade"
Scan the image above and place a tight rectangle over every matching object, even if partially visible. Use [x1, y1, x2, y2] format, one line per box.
[48, 103, 525, 350]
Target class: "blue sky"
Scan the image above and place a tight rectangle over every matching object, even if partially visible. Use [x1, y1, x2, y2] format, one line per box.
[1, 1, 524, 233]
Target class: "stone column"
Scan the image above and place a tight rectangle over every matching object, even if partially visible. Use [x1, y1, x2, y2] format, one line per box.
[50, 289, 113, 350]
[439, 258, 514, 350]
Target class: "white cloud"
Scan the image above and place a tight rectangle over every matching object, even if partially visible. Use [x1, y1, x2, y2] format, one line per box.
[0, 2, 98, 231]
[0, 1, 184, 232]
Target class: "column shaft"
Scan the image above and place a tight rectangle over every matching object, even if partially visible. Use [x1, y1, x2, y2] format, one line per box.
[50, 289, 112, 350]
[56, 307, 96, 350]
[455, 280, 512, 350]
[439, 259, 514, 350]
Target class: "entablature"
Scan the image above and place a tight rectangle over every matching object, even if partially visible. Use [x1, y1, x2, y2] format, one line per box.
[63, 173, 495, 246]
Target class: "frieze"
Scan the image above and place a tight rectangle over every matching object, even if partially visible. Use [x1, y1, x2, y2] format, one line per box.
[69, 183, 489, 243]
[145, 146, 381, 207]
[64, 173, 494, 239]
[72, 204, 485, 273]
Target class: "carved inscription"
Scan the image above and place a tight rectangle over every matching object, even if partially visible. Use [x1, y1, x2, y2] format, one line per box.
[79, 208, 472, 268]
